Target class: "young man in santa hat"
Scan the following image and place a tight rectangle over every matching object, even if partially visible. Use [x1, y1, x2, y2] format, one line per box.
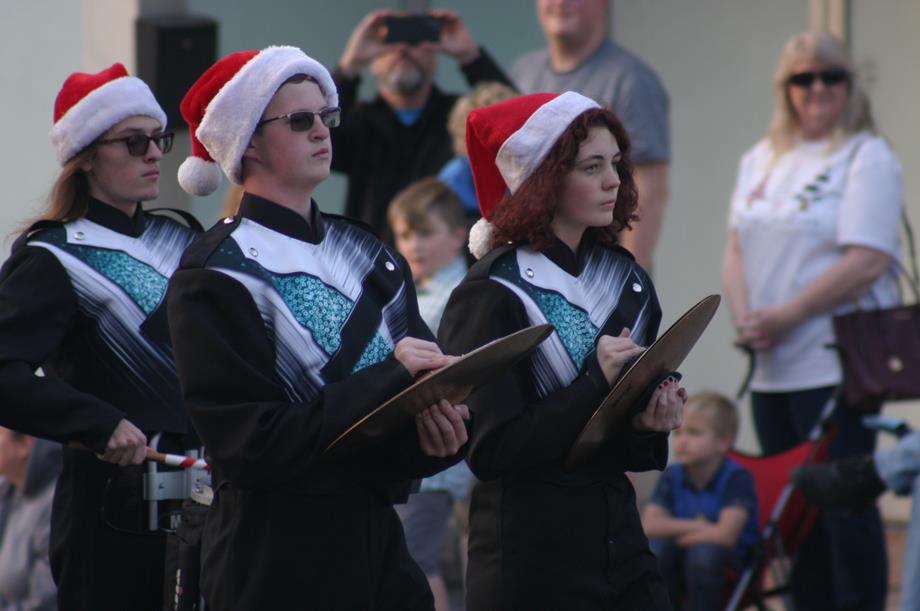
[0, 63, 198, 610]
[438, 91, 685, 609]
[167, 46, 470, 610]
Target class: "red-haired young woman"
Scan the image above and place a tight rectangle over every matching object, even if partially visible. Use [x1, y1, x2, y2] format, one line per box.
[439, 92, 686, 609]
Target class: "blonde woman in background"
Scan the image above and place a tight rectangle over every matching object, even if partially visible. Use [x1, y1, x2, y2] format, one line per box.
[723, 32, 902, 611]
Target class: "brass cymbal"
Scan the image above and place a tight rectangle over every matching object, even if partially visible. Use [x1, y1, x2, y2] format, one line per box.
[324, 323, 554, 459]
[565, 295, 721, 469]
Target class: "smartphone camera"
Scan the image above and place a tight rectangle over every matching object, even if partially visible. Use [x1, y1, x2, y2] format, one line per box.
[384, 15, 441, 45]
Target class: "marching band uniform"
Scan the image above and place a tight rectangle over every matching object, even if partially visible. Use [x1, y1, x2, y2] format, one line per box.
[0, 64, 197, 610]
[168, 47, 462, 610]
[438, 92, 672, 609]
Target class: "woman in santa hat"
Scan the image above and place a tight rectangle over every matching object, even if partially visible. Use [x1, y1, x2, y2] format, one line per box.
[439, 91, 685, 609]
[0, 64, 198, 609]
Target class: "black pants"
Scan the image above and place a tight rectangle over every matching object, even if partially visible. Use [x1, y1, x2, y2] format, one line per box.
[467, 475, 672, 610]
[50, 448, 169, 611]
[200, 484, 433, 611]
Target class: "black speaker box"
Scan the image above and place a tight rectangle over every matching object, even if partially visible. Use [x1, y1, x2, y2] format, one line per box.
[136, 15, 217, 130]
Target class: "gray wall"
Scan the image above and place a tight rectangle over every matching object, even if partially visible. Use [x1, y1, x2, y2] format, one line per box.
[612, 0, 810, 450]
[849, 0, 920, 520]
[0, 2, 84, 249]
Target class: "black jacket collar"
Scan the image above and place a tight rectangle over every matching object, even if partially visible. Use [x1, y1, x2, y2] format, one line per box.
[542, 237, 593, 277]
[468, 236, 633, 282]
[85, 198, 146, 237]
[238, 192, 325, 244]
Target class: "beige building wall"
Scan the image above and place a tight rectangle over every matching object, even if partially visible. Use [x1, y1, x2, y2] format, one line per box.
[612, 0, 810, 453]
[1, 2, 84, 253]
[849, 0, 920, 522]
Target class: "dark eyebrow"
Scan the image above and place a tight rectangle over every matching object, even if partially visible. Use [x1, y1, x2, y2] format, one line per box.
[111, 127, 162, 137]
[576, 154, 606, 164]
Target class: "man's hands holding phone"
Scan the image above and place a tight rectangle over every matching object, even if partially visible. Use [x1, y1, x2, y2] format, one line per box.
[339, 10, 479, 78]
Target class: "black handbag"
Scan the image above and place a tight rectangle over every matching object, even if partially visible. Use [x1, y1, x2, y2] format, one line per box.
[831, 212, 920, 410]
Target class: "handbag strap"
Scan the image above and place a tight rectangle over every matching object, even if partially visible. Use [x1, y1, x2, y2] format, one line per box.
[841, 136, 920, 305]
[899, 210, 920, 301]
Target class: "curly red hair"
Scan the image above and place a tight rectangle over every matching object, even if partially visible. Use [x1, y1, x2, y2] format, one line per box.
[489, 108, 638, 252]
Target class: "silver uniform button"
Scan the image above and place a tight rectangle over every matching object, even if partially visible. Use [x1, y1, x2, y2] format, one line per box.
[73, 231, 85, 241]
[385, 261, 396, 271]
[525, 268, 534, 278]
[249, 247, 258, 257]
[223, 217, 234, 224]
[632, 282, 642, 293]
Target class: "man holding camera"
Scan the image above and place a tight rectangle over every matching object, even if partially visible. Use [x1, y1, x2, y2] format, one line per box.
[334, 9, 512, 241]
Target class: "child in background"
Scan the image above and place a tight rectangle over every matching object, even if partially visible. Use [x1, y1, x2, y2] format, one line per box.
[388, 177, 474, 611]
[438, 82, 517, 220]
[642, 391, 760, 610]
[389, 178, 469, 333]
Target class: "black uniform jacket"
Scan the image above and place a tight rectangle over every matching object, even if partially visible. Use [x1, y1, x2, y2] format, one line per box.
[0, 200, 198, 610]
[331, 47, 512, 240]
[439, 238, 670, 609]
[166, 194, 467, 608]
[167, 194, 462, 497]
[0, 199, 197, 450]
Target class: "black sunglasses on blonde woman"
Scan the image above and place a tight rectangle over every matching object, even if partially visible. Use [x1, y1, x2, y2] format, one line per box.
[787, 69, 849, 88]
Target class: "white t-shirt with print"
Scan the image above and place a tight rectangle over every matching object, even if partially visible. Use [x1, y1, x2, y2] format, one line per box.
[729, 131, 903, 392]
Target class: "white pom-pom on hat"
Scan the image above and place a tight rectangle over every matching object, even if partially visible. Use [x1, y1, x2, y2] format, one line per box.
[468, 217, 494, 260]
[178, 156, 222, 196]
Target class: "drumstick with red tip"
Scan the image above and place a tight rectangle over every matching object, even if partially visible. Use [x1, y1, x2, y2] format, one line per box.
[68, 441, 211, 470]
[145, 448, 210, 471]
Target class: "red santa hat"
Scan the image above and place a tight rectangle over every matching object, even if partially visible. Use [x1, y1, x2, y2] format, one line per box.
[177, 45, 338, 196]
[49, 63, 166, 165]
[465, 91, 599, 259]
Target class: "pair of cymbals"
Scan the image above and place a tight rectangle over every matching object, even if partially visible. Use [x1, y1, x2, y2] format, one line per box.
[324, 323, 554, 458]
[325, 295, 721, 466]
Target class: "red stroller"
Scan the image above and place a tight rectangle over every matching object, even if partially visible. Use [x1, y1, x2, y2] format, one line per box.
[722, 347, 839, 611]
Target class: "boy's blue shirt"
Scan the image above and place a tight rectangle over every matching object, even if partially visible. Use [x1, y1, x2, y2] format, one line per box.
[651, 457, 761, 562]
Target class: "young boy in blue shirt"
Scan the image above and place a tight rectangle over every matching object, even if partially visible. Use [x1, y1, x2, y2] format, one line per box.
[643, 391, 760, 610]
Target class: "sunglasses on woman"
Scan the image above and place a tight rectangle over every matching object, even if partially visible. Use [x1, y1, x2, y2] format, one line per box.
[258, 107, 342, 132]
[787, 69, 849, 88]
[96, 132, 175, 156]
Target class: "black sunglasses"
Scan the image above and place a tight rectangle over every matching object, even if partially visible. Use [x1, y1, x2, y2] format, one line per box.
[96, 132, 175, 156]
[258, 107, 341, 132]
[787, 69, 849, 88]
